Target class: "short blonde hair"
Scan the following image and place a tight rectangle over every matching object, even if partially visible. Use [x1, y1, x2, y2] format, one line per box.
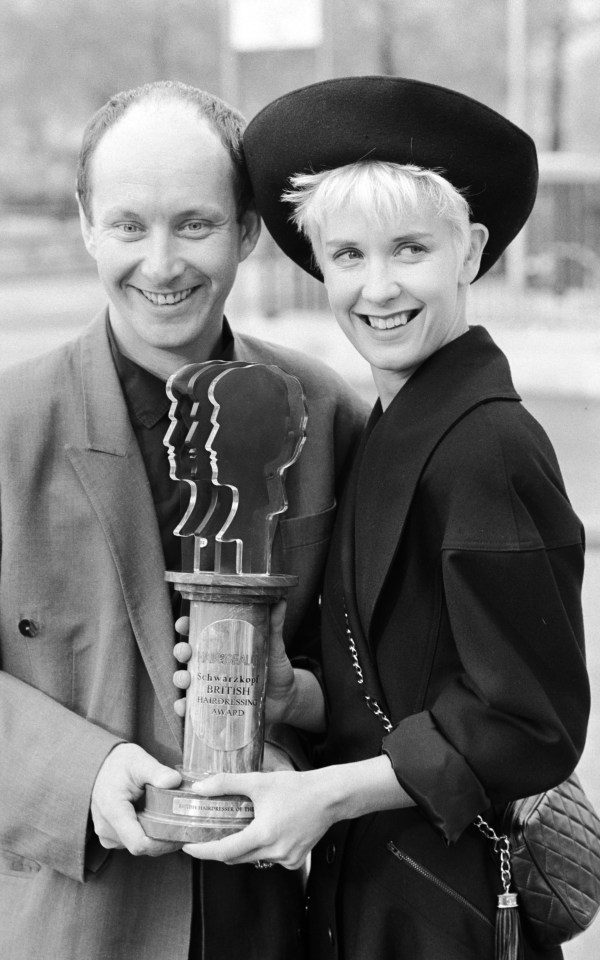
[282, 161, 472, 268]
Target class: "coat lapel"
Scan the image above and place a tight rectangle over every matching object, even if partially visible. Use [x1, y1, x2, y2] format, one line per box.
[338, 407, 394, 718]
[65, 313, 182, 750]
[354, 327, 520, 642]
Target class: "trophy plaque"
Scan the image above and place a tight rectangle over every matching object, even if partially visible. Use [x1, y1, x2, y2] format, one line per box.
[138, 361, 307, 841]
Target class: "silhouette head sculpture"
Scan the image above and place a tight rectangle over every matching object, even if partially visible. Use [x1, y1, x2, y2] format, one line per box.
[164, 361, 306, 574]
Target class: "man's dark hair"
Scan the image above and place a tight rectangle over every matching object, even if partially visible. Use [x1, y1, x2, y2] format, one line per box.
[76, 80, 252, 222]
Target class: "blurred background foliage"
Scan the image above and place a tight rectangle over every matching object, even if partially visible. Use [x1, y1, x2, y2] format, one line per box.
[1, 0, 599, 216]
[2, 0, 600, 307]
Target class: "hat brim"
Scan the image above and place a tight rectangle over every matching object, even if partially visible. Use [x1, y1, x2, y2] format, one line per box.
[243, 76, 538, 282]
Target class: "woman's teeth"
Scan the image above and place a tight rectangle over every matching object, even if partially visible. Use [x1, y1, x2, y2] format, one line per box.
[364, 309, 419, 330]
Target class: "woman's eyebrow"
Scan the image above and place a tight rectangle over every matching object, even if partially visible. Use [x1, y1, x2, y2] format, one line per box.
[323, 238, 359, 247]
[324, 230, 435, 247]
[391, 231, 435, 242]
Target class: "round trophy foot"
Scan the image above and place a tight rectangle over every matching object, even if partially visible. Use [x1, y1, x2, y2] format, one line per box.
[138, 784, 254, 842]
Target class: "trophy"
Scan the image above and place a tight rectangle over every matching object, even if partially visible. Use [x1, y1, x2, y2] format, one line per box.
[138, 361, 307, 841]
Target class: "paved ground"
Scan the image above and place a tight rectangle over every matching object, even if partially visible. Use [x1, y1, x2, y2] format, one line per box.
[1, 274, 599, 956]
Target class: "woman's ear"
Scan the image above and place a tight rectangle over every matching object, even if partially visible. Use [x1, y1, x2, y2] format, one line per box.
[459, 223, 489, 284]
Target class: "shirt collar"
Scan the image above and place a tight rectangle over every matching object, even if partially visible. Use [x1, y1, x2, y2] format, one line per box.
[107, 317, 235, 429]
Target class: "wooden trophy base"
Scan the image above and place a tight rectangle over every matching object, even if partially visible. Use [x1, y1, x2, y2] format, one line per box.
[138, 776, 254, 843]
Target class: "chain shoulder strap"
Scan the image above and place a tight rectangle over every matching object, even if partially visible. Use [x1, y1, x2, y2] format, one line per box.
[474, 815, 516, 904]
[343, 609, 393, 733]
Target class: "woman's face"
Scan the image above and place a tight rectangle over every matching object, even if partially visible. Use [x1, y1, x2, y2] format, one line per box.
[317, 201, 486, 408]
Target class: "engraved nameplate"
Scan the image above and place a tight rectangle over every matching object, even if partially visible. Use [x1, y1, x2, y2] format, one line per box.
[172, 796, 254, 819]
[190, 618, 264, 751]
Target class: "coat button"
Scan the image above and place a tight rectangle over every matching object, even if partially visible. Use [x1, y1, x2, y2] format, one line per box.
[325, 843, 336, 864]
[18, 619, 39, 638]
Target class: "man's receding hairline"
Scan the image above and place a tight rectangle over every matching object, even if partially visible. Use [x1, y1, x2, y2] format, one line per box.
[78, 80, 251, 223]
[85, 95, 237, 216]
[96, 94, 223, 144]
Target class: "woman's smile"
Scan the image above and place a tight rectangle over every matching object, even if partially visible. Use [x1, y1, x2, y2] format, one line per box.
[357, 307, 423, 330]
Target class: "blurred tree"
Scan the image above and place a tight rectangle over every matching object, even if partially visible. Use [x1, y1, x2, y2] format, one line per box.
[548, 1, 568, 151]
[0, 0, 222, 213]
[368, 0, 507, 108]
[1, 0, 598, 216]
[376, 0, 397, 76]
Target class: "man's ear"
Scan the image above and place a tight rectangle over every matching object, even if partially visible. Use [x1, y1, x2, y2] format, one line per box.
[238, 201, 261, 263]
[76, 191, 97, 260]
[459, 223, 489, 284]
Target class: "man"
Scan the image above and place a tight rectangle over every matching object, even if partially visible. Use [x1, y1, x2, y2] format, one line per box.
[0, 81, 366, 960]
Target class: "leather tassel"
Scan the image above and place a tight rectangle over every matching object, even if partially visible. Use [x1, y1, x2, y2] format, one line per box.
[495, 892, 524, 960]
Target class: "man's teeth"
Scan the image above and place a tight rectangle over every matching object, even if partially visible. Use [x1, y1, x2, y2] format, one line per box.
[364, 310, 417, 330]
[141, 287, 194, 305]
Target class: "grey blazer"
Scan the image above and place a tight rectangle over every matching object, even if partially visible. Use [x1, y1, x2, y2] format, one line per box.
[0, 311, 367, 960]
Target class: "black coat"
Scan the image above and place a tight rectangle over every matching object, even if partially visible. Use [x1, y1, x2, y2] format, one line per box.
[307, 327, 589, 960]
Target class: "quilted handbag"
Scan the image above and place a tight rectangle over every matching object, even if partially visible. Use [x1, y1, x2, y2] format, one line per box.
[477, 772, 600, 950]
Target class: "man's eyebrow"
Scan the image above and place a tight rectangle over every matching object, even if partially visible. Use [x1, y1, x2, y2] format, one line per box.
[101, 206, 227, 220]
[102, 208, 142, 220]
[176, 207, 229, 221]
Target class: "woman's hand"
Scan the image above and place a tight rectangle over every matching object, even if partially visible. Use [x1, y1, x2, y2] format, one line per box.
[181, 767, 335, 870]
[263, 600, 296, 723]
[171, 606, 296, 723]
[261, 741, 296, 773]
[178, 755, 414, 870]
[264, 600, 326, 730]
[173, 616, 191, 719]
[172, 605, 325, 730]
[180, 757, 414, 870]
[172, 604, 309, 725]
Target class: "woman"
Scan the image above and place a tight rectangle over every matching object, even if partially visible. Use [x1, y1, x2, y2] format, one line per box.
[178, 78, 589, 960]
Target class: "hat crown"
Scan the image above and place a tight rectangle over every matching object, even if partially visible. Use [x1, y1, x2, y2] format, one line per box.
[243, 75, 538, 282]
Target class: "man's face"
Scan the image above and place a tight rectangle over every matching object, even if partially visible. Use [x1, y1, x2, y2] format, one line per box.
[79, 101, 259, 366]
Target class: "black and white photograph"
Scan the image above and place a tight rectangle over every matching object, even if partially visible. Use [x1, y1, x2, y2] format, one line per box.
[1, 2, 599, 958]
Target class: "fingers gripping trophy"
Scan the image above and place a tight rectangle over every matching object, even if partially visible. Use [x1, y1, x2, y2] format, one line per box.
[138, 362, 307, 841]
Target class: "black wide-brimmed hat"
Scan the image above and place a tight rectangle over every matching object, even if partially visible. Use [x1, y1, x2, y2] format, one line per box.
[243, 76, 538, 282]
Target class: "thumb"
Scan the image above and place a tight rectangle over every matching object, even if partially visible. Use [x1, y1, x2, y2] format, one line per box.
[191, 773, 247, 797]
[135, 755, 182, 791]
[269, 599, 287, 639]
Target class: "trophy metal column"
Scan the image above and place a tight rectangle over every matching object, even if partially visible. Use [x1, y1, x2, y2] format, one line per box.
[138, 362, 307, 842]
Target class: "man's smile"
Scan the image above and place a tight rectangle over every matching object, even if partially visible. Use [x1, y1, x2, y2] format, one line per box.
[358, 308, 422, 330]
[137, 286, 197, 306]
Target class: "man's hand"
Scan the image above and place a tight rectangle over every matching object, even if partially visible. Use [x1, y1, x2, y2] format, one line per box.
[90, 743, 183, 856]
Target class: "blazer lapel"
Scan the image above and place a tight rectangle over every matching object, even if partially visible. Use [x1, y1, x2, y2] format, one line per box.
[66, 313, 182, 750]
[338, 406, 394, 719]
[354, 327, 520, 641]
